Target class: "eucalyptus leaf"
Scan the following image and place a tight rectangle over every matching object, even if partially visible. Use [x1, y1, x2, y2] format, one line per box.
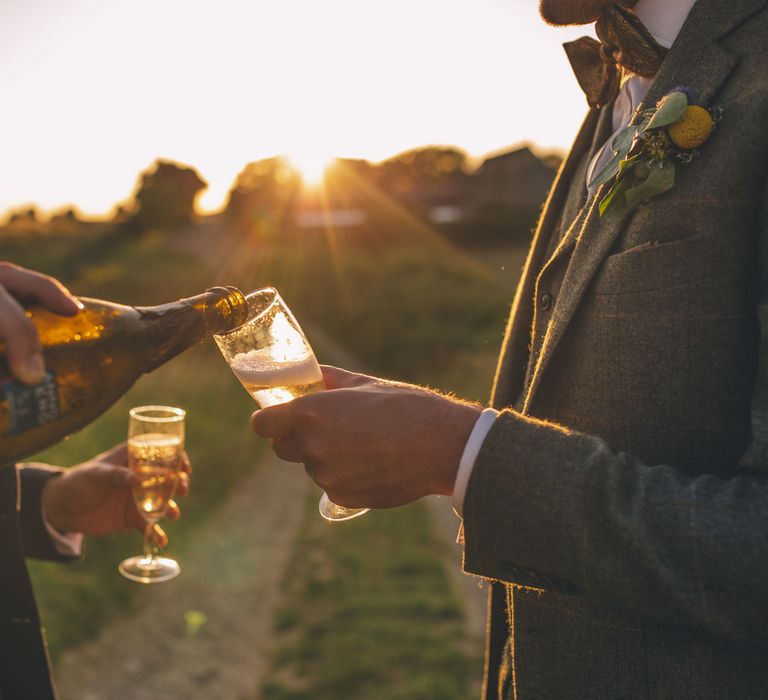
[612, 124, 639, 154]
[618, 154, 642, 175]
[599, 175, 630, 219]
[591, 153, 623, 188]
[637, 116, 652, 136]
[591, 125, 639, 188]
[598, 155, 643, 219]
[647, 91, 688, 130]
[624, 161, 676, 208]
[600, 193, 631, 221]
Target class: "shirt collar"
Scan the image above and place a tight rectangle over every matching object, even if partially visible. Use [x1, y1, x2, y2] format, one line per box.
[630, 0, 699, 49]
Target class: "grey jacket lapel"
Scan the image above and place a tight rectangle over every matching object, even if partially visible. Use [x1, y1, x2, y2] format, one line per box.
[542, 103, 616, 269]
[522, 0, 761, 411]
[490, 108, 600, 407]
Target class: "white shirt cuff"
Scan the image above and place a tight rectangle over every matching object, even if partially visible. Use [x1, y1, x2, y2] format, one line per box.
[452, 407, 499, 517]
[42, 508, 84, 557]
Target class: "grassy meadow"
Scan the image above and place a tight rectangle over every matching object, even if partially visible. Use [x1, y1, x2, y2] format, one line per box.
[1, 216, 525, 697]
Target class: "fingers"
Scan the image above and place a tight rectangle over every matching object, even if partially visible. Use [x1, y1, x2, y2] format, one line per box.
[176, 472, 190, 498]
[129, 514, 174, 545]
[152, 523, 168, 548]
[0, 262, 82, 316]
[251, 402, 295, 439]
[88, 454, 189, 498]
[0, 264, 83, 384]
[320, 365, 374, 390]
[270, 436, 305, 464]
[92, 443, 188, 476]
[164, 499, 181, 521]
[0, 284, 45, 384]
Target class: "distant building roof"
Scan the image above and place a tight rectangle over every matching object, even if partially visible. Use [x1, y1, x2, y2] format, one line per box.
[474, 147, 546, 177]
[470, 146, 556, 211]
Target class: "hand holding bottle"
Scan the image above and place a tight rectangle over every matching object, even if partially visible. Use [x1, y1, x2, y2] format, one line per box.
[0, 262, 83, 385]
[0, 275, 247, 464]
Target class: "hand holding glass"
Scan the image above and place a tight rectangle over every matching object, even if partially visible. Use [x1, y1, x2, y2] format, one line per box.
[118, 405, 185, 583]
[214, 288, 369, 522]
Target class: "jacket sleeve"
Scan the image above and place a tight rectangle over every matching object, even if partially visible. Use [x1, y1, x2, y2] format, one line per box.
[461, 405, 768, 646]
[462, 170, 768, 645]
[17, 464, 77, 561]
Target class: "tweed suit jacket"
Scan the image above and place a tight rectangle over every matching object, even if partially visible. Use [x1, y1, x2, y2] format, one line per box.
[461, 2, 768, 698]
[0, 464, 74, 700]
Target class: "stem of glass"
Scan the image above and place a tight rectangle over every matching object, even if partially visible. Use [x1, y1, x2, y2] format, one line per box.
[141, 522, 156, 565]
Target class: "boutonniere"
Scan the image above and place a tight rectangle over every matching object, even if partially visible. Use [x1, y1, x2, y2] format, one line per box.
[592, 87, 722, 220]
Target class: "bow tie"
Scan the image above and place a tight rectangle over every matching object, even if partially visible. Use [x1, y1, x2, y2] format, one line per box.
[564, 4, 668, 109]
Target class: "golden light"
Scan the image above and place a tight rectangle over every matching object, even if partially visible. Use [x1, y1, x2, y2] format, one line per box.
[287, 151, 335, 186]
[0, 1, 591, 217]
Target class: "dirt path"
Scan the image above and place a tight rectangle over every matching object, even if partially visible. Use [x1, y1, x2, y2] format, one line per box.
[52, 224, 488, 699]
[425, 496, 487, 649]
[53, 424, 485, 700]
[306, 323, 488, 656]
[54, 451, 310, 700]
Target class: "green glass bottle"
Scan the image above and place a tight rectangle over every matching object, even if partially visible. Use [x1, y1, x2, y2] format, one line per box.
[0, 286, 247, 463]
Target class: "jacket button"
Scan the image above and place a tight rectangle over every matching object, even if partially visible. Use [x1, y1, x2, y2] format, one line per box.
[539, 292, 553, 311]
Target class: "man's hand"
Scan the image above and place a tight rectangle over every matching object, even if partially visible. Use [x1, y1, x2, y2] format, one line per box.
[40, 443, 191, 546]
[251, 366, 482, 509]
[0, 262, 83, 385]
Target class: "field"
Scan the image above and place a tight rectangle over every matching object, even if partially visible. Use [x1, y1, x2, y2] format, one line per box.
[1, 218, 526, 698]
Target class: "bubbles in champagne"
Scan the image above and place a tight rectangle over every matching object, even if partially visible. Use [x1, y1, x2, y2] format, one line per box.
[128, 433, 183, 522]
[229, 347, 323, 407]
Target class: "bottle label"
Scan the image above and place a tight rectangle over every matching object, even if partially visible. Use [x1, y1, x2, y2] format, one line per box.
[1, 371, 61, 435]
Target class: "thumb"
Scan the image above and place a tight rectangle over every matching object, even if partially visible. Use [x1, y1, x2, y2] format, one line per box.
[250, 402, 294, 439]
[320, 365, 376, 390]
[93, 442, 128, 467]
[152, 524, 168, 548]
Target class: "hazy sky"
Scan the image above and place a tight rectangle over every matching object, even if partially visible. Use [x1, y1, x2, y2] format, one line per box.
[0, 0, 592, 216]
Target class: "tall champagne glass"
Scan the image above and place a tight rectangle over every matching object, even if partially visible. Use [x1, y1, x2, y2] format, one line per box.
[214, 288, 369, 522]
[119, 405, 185, 583]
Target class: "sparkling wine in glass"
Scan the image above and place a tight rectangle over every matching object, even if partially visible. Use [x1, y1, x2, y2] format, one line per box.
[119, 405, 185, 583]
[214, 287, 369, 522]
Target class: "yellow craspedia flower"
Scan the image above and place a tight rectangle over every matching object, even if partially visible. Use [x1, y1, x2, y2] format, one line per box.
[667, 105, 714, 149]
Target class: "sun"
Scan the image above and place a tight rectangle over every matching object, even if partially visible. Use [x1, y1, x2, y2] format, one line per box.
[287, 150, 335, 186]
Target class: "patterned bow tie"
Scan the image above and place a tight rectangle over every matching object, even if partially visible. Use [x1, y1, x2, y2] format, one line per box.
[564, 4, 668, 108]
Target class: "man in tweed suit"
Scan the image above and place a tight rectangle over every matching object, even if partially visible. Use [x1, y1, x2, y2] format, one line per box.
[253, 0, 768, 696]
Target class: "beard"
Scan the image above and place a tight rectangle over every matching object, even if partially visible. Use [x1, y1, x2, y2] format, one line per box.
[539, 0, 636, 26]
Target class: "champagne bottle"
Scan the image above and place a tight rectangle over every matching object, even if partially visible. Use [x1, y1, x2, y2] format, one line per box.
[0, 286, 248, 463]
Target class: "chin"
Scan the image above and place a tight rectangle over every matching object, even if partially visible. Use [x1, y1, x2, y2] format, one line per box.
[539, 0, 616, 26]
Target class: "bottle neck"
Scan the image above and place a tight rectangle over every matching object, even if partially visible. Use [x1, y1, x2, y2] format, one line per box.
[198, 286, 249, 336]
[138, 287, 248, 372]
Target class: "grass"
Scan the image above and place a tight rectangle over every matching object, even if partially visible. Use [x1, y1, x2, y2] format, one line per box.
[1, 218, 524, 692]
[259, 495, 480, 700]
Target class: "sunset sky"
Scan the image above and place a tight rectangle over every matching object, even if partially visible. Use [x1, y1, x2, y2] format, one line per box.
[1, 0, 592, 217]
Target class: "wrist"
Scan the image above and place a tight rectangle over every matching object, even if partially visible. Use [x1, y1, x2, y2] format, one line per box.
[452, 407, 499, 516]
[433, 400, 483, 496]
[41, 472, 68, 533]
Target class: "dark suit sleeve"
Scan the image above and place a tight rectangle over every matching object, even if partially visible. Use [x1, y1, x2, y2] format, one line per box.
[462, 406, 768, 644]
[17, 464, 78, 562]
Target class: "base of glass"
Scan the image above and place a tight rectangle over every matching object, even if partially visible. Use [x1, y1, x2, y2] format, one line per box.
[318, 492, 370, 522]
[119, 555, 180, 584]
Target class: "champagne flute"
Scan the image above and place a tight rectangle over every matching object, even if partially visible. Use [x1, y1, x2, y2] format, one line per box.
[214, 287, 369, 522]
[118, 405, 185, 583]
